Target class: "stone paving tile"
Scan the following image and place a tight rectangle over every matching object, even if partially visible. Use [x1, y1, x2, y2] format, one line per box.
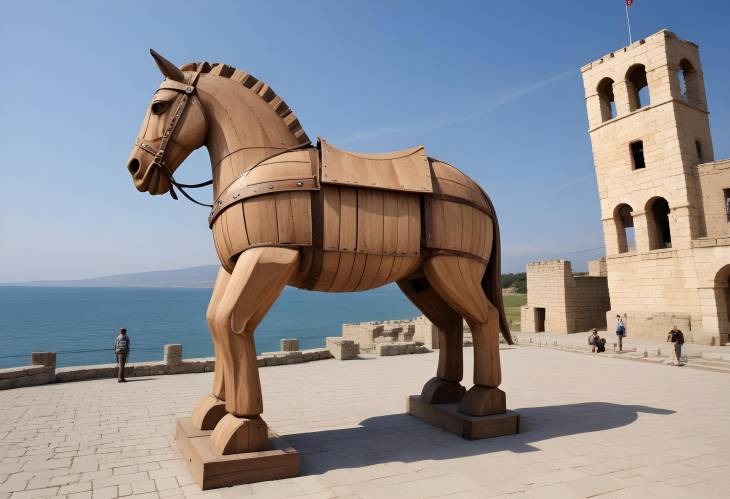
[2, 347, 730, 498]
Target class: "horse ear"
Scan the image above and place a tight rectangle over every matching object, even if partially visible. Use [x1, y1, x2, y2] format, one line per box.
[150, 49, 185, 82]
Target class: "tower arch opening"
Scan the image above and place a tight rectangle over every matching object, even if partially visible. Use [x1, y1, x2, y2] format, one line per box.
[614, 204, 635, 253]
[626, 64, 649, 111]
[646, 197, 672, 250]
[597, 77, 616, 122]
[677, 58, 702, 107]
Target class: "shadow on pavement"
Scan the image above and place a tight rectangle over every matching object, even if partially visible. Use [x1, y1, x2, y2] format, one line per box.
[285, 402, 674, 474]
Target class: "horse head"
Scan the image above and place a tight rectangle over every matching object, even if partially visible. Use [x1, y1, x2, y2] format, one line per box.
[126, 50, 208, 195]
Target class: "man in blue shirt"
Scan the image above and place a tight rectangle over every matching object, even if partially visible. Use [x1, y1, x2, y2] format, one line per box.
[615, 315, 626, 352]
[114, 328, 130, 382]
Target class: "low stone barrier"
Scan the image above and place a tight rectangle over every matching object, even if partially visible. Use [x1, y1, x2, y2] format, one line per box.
[0, 352, 56, 390]
[0, 341, 335, 390]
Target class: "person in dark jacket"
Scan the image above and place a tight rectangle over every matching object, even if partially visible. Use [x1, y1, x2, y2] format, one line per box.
[114, 328, 130, 382]
[667, 325, 685, 365]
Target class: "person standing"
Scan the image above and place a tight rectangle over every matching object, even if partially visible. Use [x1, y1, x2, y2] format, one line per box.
[615, 315, 626, 352]
[114, 328, 130, 382]
[667, 325, 685, 365]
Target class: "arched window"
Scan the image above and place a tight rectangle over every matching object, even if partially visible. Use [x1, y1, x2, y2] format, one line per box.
[696, 140, 703, 160]
[614, 204, 635, 253]
[678, 59, 701, 106]
[646, 197, 672, 250]
[597, 77, 616, 122]
[626, 64, 649, 111]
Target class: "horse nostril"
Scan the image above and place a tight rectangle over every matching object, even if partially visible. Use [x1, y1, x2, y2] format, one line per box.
[128, 158, 140, 175]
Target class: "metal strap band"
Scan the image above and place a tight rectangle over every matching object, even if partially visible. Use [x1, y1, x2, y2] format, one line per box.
[208, 177, 319, 227]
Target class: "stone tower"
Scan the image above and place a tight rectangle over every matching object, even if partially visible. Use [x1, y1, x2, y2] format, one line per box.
[581, 29, 730, 345]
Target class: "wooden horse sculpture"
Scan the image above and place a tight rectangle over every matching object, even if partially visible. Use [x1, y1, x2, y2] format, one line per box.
[127, 50, 512, 455]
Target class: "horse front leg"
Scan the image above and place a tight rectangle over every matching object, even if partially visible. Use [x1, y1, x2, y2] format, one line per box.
[192, 266, 231, 430]
[208, 247, 300, 454]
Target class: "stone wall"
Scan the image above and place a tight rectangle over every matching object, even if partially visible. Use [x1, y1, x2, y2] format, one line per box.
[521, 260, 610, 334]
[0, 342, 334, 390]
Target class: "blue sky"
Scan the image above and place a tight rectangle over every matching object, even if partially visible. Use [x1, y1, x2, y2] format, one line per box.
[1, 0, 728, 282]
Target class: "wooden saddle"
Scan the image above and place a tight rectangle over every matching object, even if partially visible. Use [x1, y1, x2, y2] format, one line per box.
[209, 139, 433, 226]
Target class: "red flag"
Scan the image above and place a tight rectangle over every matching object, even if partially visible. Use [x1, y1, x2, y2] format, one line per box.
[626, 0, 634, 6]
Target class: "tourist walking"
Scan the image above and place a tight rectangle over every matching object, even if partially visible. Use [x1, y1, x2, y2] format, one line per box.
[114, 328, 130, 382]
[615, 315, 626, 351]
[667, 325, 685, 365]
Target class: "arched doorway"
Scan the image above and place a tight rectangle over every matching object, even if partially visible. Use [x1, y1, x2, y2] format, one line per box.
[714, 265, 730, 344]
[646, 197, 672, 250]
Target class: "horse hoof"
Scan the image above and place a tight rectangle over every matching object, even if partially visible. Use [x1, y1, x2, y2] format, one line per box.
[210, 414, 269, 455]
[192, 394, 227, 430]
[458, 386, 506, 416]
[420, 377, 466, 404]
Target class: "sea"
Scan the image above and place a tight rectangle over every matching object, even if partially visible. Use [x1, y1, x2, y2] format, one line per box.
[0, 285, 420, 369]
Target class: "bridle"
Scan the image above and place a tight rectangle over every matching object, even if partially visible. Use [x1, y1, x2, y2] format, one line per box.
[134, 70, 214, 207]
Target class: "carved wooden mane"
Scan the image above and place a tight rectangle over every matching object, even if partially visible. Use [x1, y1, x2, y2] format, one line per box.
[180, 61, 310, 198]
[181, 61, 310, 146]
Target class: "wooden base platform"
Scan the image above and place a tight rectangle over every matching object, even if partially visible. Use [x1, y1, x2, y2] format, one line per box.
[175, 418, 299, 490]
[406, 395, 519, 440]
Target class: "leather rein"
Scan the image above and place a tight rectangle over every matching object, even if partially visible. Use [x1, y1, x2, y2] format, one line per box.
[134, 71, 214, 208]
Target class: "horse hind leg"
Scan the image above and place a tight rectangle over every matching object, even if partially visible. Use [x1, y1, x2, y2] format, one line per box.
[423, 256, 505, 417]
[209, 247, 300, 454]
[192, 266, 230, 430]
[397, 272, 466, 404]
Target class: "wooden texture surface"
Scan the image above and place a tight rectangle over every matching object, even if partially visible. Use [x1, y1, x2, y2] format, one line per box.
[128, 53, 513, 455]
[176, 418, 299, 490]
[320, 139, 432, 193]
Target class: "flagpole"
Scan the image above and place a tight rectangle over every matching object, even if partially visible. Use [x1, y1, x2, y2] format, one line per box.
[625, 2, 633, 44]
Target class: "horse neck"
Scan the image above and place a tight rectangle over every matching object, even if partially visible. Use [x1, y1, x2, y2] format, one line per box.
[198, 77, 303, 198]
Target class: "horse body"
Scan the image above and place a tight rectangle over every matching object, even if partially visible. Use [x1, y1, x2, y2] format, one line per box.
[127, 53, 511, 455]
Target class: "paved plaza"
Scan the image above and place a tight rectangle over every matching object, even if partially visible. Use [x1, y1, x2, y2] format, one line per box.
[1, 346, 729, 499]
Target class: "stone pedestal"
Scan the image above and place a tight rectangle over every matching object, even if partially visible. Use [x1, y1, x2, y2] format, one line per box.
[326, 337, 359, 360]
[280, 338, 300, 352]
[31, 352, 56, 369]
[164, 344, 183, 366]
[176, 418, 299, 490]
[406, 395, 519, 440]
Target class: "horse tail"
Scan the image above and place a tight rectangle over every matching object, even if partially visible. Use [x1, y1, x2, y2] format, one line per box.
[480, 189, 513, 345]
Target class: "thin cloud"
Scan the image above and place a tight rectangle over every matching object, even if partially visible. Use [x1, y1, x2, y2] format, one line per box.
[337, 69, 573, 143]
[556, 173, 594, 191]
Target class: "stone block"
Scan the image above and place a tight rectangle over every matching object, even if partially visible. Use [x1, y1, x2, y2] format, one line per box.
[132, 362, 168, 377]
[170, 361, 206, 374]
[326, 337, 359, 360]
[164, 344, 183, 366]
[0, 367, 31, 380]
[31, 352, 56, 368]
[301, 349, 319, 362]
[279, 338, 300, 352]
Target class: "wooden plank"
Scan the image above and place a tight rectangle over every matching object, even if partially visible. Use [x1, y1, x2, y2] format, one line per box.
[357, 190, 384, 254]
[275, 193, 295, 244]
[313, 252, 340, 291]
[225, 204, 250, 254]
[289, 191, 312, 245]
[406, 194, 420, 254]
[338, 188, 358, 251]
[382, 192, 399, 254]
[442, 200, 462, 251]
[322, 186, 340, 250]
[329, 252, 356, 291]
[243, 195, 279, 245]
[395, 194, 410, 255]
[460, 203, 474, 257]
[343, 254, 367, 291]
[356, 254, 384, 291]
[373, 255, 396, 287]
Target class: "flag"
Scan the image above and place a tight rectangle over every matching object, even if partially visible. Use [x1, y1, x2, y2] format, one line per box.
[626, 0, 634, 6]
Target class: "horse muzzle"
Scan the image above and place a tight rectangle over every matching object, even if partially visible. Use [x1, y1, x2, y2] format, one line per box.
[126, 153, 170, 195]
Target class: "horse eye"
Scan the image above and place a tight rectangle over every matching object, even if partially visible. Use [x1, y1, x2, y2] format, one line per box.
[151, 101, 169, 115]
